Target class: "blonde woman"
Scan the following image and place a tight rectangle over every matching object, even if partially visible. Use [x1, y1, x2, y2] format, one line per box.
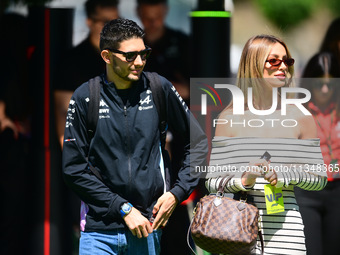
[205, 35, 327, 255]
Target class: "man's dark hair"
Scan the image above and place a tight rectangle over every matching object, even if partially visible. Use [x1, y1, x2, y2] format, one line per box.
[137, 0, 167, 6]
[85, 0, 119, 19]
[100, 18, 145, 51]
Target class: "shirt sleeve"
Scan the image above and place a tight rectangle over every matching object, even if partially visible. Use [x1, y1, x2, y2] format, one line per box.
[205, 164, 328, 194]
[276, 165, 328, 191]
[62, 87, 127, 220]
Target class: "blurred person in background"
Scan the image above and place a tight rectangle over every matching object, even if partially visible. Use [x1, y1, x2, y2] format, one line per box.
[136, 1, 193, 254]
[53, 1, 119, 253]
[295, 52, 340, 255]
[320, 17, 340, 68]
[136, 0, 190, 102]
[0, 12, 33, 255]
[54, 0, 120, 147]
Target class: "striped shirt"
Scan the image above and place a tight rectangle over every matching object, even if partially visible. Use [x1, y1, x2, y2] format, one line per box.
[205, 137, 327, 255]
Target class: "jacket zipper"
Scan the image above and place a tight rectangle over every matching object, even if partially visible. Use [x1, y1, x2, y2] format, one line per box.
[124, 105, 132, 183]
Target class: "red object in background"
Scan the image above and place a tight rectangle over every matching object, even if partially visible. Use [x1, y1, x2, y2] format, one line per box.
[181, 189, 198, 205]
[44, 8, 51, 255]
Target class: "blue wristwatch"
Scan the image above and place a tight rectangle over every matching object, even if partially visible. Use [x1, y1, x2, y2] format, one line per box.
[120, 202, 133, 218]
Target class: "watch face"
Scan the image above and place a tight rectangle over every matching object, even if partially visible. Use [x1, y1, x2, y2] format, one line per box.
[122, 203, 132, 213]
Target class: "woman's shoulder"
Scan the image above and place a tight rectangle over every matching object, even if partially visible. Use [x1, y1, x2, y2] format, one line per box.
[286, 104, 313, 120]
[286, 104, 317, 138]
[218, 107, 233, 118]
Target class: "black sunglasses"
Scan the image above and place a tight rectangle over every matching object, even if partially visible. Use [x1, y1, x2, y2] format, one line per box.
[266, 58, 295, 67]
[107, 47, 152, 62]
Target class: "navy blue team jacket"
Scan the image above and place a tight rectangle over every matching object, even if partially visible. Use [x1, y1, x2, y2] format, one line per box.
[62, 72, 208, 231]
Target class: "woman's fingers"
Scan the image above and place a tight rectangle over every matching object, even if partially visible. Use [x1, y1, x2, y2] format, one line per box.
[264, 170, 278, 186]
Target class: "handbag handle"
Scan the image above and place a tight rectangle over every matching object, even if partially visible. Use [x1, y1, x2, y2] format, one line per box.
[217, 175, 234, 195]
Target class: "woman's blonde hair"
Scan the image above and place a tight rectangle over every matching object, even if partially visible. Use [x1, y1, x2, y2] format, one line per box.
[236, 34, 294, 105]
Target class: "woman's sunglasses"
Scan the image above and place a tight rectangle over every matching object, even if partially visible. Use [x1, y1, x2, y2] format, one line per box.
[266, 58, 295, 67]
[107, 47, 152, 62]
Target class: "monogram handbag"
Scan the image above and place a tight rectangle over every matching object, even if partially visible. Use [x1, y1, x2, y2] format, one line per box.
[189, 175, 264, 255]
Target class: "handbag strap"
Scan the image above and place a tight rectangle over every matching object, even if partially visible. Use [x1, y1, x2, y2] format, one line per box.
[259, 230, 264, 255]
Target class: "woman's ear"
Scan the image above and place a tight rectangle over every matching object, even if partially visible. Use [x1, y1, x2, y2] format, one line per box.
[101, 50, 111, 64]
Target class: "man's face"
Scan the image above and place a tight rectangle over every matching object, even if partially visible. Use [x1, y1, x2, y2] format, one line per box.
[137, 3, 167, 39]
[87, 6, 119, 45]
[109, 38, 148, 83]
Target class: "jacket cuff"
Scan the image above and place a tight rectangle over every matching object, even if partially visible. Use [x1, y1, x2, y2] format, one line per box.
[170, 185, 187, 203]
[104, 195, 128, 219]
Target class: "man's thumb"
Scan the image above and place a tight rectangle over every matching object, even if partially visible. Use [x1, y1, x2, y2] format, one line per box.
[153, 201, 160, 215]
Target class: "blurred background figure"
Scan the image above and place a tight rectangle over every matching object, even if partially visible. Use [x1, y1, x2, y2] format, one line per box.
[52, 1, 119, 254]
[320, 17, 340, 69]
[54, 0, 120, 147]
[136, 0, 190, 102]
[296, 17, 340, 255]
[0, 12, 33, 255]
[295, 51, 340, 255]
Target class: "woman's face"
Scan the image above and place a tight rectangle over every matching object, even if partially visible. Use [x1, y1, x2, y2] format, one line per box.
[312, 76, 335, 107]
[263, 42, 290, 88]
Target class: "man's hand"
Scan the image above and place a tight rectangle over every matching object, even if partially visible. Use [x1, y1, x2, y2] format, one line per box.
[123, 207, 153, 238]
[152, 192, 178, 230]
[0, 117, 18, 139]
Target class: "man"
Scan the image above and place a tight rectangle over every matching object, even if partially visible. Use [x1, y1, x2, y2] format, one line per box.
[54, 0, 119, 147]
[62, 18, 208, 254]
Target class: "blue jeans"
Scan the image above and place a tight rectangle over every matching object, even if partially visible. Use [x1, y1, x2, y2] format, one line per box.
[79, 228, 162, 255]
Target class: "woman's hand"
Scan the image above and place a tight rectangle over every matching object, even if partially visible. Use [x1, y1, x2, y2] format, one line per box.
[242, 158, 277, 186]
[263, 169, 278, 186]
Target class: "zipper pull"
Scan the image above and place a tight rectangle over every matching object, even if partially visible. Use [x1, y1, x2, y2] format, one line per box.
[124, 105, 127, 116]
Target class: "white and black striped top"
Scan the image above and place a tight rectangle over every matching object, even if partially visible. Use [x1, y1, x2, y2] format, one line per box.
[205, 137, 327, 255]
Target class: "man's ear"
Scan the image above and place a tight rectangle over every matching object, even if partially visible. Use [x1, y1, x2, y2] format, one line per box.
[101, 50, 111, 64]
[86, 18, 93, 29]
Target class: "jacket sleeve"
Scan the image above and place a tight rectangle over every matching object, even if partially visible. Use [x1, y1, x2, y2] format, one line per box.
[161, 76, 209, 203]
[62, 88, 127, 220]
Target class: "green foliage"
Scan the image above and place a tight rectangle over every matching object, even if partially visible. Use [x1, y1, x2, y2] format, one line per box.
[326, 0, 340, 16]
[255, 0, 318, 31]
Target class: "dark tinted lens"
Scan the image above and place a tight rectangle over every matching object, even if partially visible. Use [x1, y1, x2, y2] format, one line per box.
[140, 49, 152, 60]
[125, 52, 138, 62]
[285, 58, 295, 66]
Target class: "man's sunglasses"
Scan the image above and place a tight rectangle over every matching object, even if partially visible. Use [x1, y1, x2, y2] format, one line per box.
[107, 47, 152, 62]
[266, 58, 295, 67]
